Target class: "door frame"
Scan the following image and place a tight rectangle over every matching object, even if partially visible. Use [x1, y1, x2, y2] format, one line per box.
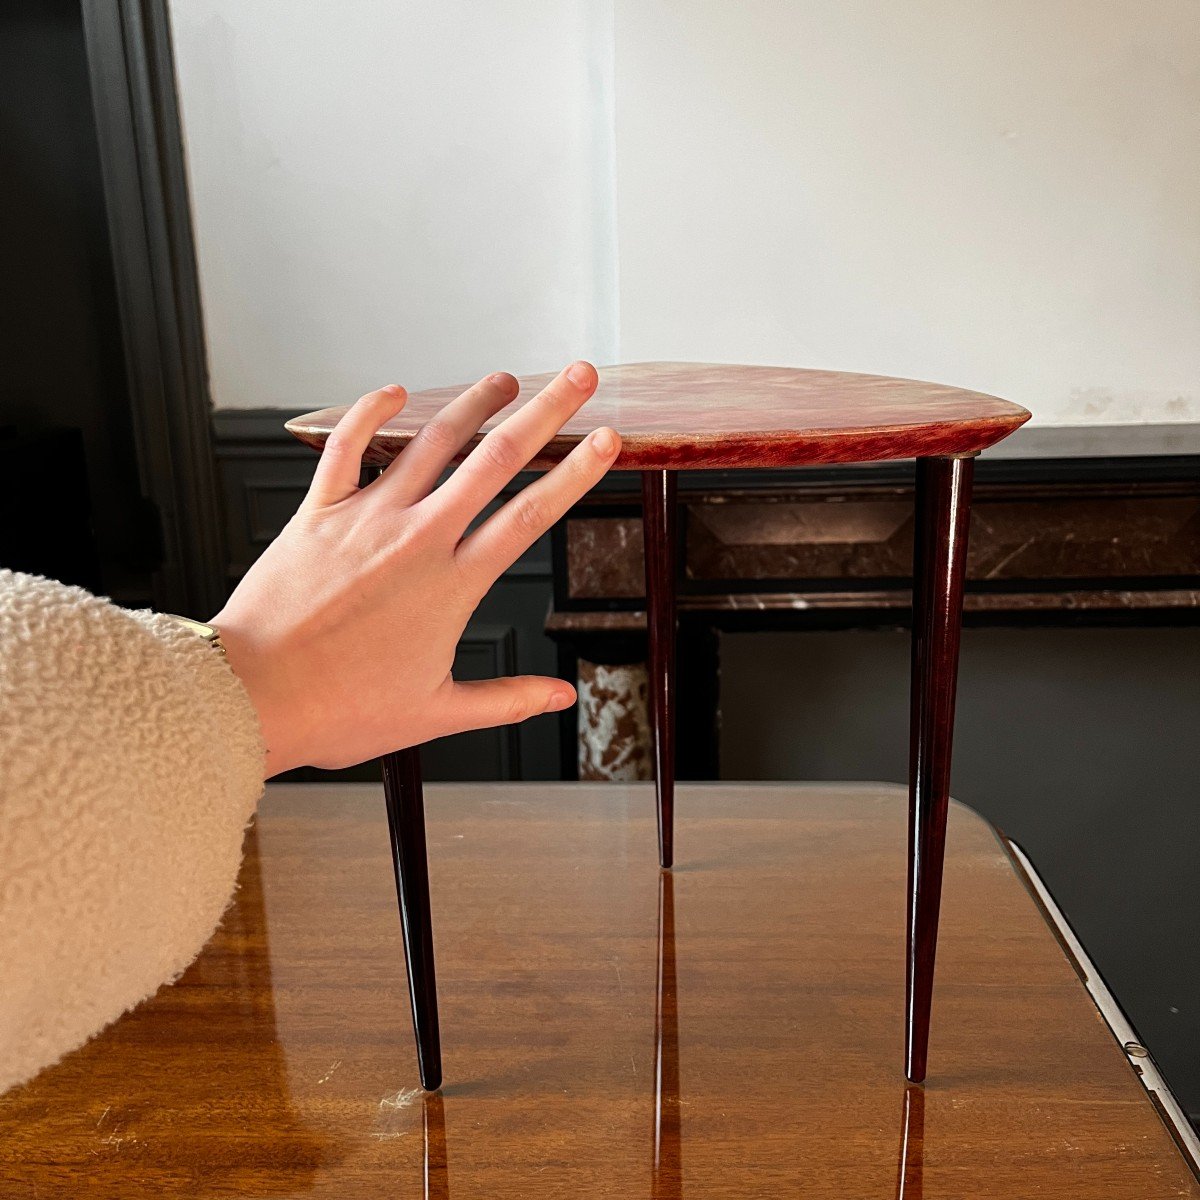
[80, 0, 225, 616]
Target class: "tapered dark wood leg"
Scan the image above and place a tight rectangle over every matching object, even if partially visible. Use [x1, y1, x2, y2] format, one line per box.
[905, 455, 973, 1084]
[642, 470, 678, 868]
[651, 871, 681, 1200]
[381, 745, 442, 1091]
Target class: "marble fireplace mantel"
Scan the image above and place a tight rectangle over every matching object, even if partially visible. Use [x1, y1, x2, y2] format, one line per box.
[547, 428, 1200, 780]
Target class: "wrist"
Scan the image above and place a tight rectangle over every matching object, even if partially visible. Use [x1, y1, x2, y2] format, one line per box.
[210, 613, 307, 778]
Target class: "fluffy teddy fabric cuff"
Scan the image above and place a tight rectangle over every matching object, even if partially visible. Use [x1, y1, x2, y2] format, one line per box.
[0, 569, 265, 1093]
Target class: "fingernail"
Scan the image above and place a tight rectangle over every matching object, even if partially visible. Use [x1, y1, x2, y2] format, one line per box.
[382, 384, 405, 396]
[590, 428, 617, 458]
[567, 361, 596, 389]
[544, 690, 574, 713]
[489, 372, 518, 396]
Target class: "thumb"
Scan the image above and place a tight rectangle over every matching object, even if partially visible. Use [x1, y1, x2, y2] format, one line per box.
[442, 676, 576, 733]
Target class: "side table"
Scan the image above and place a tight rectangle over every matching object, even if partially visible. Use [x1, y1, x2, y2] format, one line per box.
[287, 362, 1030, 1090]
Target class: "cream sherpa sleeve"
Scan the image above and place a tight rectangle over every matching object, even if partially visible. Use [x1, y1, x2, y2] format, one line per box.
[0, 569, 266, 1093]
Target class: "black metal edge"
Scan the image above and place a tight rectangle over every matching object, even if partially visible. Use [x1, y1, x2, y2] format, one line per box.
[1002, 837, 1200, 1178]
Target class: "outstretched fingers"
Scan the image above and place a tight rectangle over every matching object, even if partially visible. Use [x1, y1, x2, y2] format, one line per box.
[306, 385, 408, 508]
[456, 427, 621, 581]
[378, 372, 520, 506]
[430, 361, 599, 535]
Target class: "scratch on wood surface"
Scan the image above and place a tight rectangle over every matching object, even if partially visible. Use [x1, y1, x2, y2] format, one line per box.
[372, 1086, 421, 1140]
[317, 1060, 342, 1084]
[100, 1133, 139, 1152]
[380, 1087, 421, 1110]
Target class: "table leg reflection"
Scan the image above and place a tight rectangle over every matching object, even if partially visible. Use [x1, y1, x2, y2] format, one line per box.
[651, 870, 682, 1200]
[893, 1083, 925, 1200]
[411, 922, 680, 1200]
[422, 1092, 450, 1200]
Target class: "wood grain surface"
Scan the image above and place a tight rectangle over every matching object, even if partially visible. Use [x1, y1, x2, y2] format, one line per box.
[0, 782, 1191, 1199]
[285, 362, 1030, 469]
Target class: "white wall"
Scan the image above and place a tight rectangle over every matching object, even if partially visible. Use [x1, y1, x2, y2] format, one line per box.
[172, 2, 1200, 426]
[168, 0, 617, 408]
[615, 0, 1200, 426]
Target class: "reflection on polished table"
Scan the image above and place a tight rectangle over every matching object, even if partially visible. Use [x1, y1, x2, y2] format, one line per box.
[1, 781, 1195, 1198]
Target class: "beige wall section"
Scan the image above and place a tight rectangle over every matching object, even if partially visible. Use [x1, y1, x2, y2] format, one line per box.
[171, 2, 1199, 426]
[614, 0, 1200, 426]
[167, 0, 618, 409]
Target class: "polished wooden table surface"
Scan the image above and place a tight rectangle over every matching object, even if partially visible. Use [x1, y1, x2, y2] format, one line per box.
[286, 361, 1031, 469]
[1, 782, 1193, 1198]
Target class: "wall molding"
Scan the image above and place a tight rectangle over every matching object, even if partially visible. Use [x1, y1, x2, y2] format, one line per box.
[81, 0, 226, 615]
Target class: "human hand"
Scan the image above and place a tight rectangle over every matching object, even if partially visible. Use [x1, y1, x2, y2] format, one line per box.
[213, 362, 619, 776]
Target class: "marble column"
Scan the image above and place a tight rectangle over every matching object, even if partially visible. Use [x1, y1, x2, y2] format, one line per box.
[576, 659, 652, 781]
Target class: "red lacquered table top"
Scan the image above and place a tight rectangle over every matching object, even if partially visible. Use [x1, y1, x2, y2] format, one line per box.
[286, 361, 1030, 470]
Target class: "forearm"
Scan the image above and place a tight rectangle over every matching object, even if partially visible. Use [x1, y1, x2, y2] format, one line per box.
[0, 570, 265, 1093]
